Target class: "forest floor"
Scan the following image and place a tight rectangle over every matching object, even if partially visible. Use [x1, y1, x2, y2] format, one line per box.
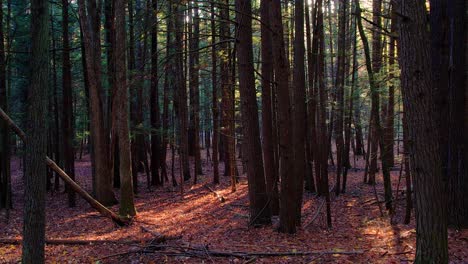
[0, 150, 467, 263]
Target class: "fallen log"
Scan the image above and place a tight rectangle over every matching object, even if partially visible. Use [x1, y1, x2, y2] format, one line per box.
[204, 185, 226, 203]
[0, 107, 127, 226]
[98, 246, 364, 261]
[0, 237, 170, 245]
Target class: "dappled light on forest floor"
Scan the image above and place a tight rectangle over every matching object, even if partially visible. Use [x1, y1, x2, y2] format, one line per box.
[1, 154, 467, 263]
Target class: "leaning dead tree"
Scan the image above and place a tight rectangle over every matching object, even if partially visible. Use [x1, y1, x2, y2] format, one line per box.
[0, 107, 128, 226]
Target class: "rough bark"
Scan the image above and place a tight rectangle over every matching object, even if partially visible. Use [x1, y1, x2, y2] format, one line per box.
[269, 0, 295, 233]
[150, 0, 162, 186]
[292, 0, 307, 226]
[260, 0, 279, 215]
[211, 2, 220, 185]
[174, 1, 191, 181]
[62, 0, 76, 208]
[236, 0, 271, 226]
[397, 0, 448, 261]
[115, 0, 136, 217]
[22, 0, 49, 261]
[0, 0, 12, 211]
[78, 0, 116, 205]
[188, 2, 203, 179]
[334, 0, 346, 195]
[447, 0, 467, 228]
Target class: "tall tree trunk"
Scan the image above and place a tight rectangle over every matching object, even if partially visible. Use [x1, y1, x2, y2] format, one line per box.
[356, 0, 392, 211]
[317, 0, 332, 227]
[447, 0, 467, 228]
[150, 0, 161, 186]
[305, 0, 317, 194]
[22, 0, 49, 261]
[384, 3, 396, 168]
[334, 0, 346, 195]
[368, 0, 382, 184]
[174, 1, 191, 181]
[292, 0, 307, 226]
[78, 0, 116, 205]
[0, 0, 12, 211]
[260, 0, 279, 215]
[211, 1, 220, 185]
[188, 2, 203, 179]
[115, 0, 136, 217]
[270, 0, 295, 234]
[220, 0, 235, 185]
[397, 0, 448, 261]
[161, 0, 174, 185]
[62, 0, 75, 207]
[236, 0, 271, 226]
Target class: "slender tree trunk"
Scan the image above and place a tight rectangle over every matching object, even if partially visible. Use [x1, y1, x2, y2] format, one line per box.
[317, 0, 332, 227]
[236, 0, 271, 226]
[174, 1, 191, 181]
[334, 0, 346, 195]
[292, 0, 307, 226]
[78, 0, 116, 205]
[0, 0, 12, 211]
[304, 0, 317, 194]
[384, 3, 396, 169]
[22, 0, 49, 261]
[356, 0, 392, 211]
[447, 0, 467, 228]
[115, 0, 136, 217]
[397, 0, 448, 261]
[188, 2, 203, 180]
[62, 0, 75, 207]
[270, 0, 296, 233]
[150, 0, 161, 186]
[211, 2, 220, 185]
[260, 1, 279, 215]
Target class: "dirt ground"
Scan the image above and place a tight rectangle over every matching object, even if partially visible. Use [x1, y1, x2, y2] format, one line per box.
[0, 151, 467, 263]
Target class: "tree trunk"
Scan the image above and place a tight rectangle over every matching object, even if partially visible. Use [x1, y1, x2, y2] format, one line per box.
[269, 0, 295, 233]
[292, 0, 307, 226]
[150, 0, 162, 187]
[260, 0, 279, 215]
[211, 2, 220, 185]
[22, 0, 49, 261]
[447, 0, 467, 228]
[174, 1, 191, 181]
[78, 0, 116, 206]
[115, 0, 136, 217]
[62, 0, 75, 207]
[188, 2, 203, 179]
[0, 0, 12, 211]
[356, 0, 392, 211]
[397, 0, 448, 261]
[236, 0, 271, 226]
[334, 0, 346, 195]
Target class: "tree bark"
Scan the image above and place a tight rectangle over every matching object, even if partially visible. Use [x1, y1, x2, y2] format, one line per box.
[62, 0, 76, 208]
[397, 0, 448, 261]
[236, 0, 271, 226]
[150, 0, 162, 187]
[115, 0, 136, 217]
[78, 0, 116, 205]
[22, 0, 49, 261]
[260, 0, 279, 215]
[211, 2, 220, 185]
[0, 0, 12, 211]
[174, 1, 191, 181]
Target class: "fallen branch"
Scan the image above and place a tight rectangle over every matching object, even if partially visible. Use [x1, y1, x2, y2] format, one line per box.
[304, 198, 326, 228]
[204, 185, 226, 203]
[0, 107, 127, 226]
[0, 237, 168, 245]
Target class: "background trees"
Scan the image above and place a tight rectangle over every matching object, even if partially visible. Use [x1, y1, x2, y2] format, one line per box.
[0, 1, 465, 263]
